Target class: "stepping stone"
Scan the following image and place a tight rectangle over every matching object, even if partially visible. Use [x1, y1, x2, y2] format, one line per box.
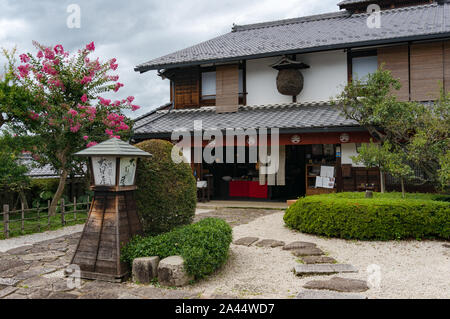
[294, 264, 357, 276]
[255, 239, 285, 248]
[301, 256, 337, 264]
[6, 246, 33, 255]
[233, 237, 259, 247]
[303, 277, 369, 293]
[283, 241, 316, 250]
[443, 244, 450, 248]
[0, 286, 18, 298]
[291, 247, 324, 257]
[296, 290, 366, 299]
[0, 257, 27, 272]
[0, 278, 19, 286]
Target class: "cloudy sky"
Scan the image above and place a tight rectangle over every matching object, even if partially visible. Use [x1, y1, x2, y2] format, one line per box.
[0, 0, 339, 119]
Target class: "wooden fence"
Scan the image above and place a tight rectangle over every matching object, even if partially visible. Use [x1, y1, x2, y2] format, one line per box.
[1, 197, 90, 239]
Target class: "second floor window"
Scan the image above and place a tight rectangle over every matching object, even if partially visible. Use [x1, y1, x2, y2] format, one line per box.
[352, 54, 378, 82]
[201, 69, 244, 100]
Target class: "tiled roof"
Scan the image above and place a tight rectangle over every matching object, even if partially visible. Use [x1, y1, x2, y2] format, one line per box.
[133, 102, 359, 137]
[135, 3, 450, 72]
[19, 154, 85, 179]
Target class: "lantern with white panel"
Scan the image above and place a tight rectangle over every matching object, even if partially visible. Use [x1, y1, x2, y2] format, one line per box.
[68, 138, 151, 282]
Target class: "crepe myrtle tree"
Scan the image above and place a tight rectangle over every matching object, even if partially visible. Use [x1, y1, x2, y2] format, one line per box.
[7, 41, 141, 216]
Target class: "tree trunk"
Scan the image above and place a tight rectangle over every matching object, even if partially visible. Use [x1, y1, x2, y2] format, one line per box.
[49, 168, 68, 216]
[400, 177, 406, 198]
[18, 189, 29, 210]
[380, 170, 385, 193]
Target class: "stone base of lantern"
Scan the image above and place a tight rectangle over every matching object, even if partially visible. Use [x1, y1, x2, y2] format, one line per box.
[68, 188, 143, 282]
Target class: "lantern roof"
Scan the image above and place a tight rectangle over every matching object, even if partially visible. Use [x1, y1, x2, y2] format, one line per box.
[75, 138, 152, 157]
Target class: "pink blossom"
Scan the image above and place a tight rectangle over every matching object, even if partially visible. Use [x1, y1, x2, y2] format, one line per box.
[53, 58, 60, 65]
[131, 104, 140, 111]
[70, 123, 81, 133]
[105, 129, 114, 136]
[81, 94, 88, 103]
[113, 82, 124, 92]
[54, 44, 64, 54]
[110, 62, 118, 71]
[68, 109, 78, 116]
[42, 63, 58, 75]
[44, 47, 55, 60]
[127, 96, 135, 103]
[19, 54, 30, 63]
[83, 135, 89, 141]
[99, 97, 111, 106]
[87, 141, 98, 148]
[86, 42, 95, 51]
[111, 135, 120, 139]
[37, 51, 43, 59]
[18, 64, 31, 78]
[80, 76, 92, 84]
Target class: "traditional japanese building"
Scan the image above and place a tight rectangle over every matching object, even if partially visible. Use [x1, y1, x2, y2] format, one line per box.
[133, 0, 449, 200]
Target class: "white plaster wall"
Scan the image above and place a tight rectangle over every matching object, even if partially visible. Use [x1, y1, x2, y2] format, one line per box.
[246, 57, 293, 106]
[341, 143, 365, 167]
[245, 50, 348, 106]
[296, 50, 348, 102]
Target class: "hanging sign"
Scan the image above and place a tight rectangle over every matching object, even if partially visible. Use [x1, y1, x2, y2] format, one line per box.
[290, 135, 301, 144]
[339, 133, 350, 143]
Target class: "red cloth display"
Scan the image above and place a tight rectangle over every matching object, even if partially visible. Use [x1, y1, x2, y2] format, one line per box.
[229, 181, 268, 199]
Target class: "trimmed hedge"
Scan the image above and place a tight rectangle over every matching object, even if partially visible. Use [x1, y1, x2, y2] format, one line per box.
[134, 139, 197, 235]
[121, 218, 232, 280]
[284, 192, 450, 240]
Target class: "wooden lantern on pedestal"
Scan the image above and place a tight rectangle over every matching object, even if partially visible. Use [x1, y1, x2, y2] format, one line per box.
[69, 138, 151, 282]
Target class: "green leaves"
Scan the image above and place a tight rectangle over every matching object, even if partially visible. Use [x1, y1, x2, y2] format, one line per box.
[121, 218, 232, 280]
[284, 193, 450, 240]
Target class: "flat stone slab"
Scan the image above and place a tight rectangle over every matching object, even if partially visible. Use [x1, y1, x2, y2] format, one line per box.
[294, 264, 358, 276]
[291, 247, 325, 257]
[132, 256, 160, 284]
[233, 237, 259, 247]
[0, 258, 28, 272]
[0, 286, 18, 298]
[5, 245, 33, 255]
[296, 290, 366, 299]
[301, 256, 337, 264]
[255, 239, 285, 248]
[303, 277, 369, 293]
[283, 241, 317, 250]
[0, 278, 19, 286]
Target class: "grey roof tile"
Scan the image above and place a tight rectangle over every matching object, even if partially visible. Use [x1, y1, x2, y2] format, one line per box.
[136, 3, 450, 72]
[133, 101, 358, 136]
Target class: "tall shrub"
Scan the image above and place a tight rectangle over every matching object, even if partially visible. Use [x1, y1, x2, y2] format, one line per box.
[135, 139, 196, 235]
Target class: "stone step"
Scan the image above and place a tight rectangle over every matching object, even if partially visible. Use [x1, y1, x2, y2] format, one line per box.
[283, 241, 316, 250]
[293, 264, 358, 276]
[303, 277, 369, 293]
[296, 289, 366, 299]
[255, 239, 285, 248]
[301, 256, 337, 264]
[291, 247, 325, 257]
[233, 237, 259, 247]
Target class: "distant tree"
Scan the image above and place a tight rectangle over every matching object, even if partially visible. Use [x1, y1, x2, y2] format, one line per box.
[334, 68, 450, 192]
[5, 41, 141, 215]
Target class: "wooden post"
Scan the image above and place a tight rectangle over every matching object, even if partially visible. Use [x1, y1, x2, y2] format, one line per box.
[3, 204, 9, 239]
[21, 202, 25, 234]
[47, 200, 51, 230]
[37, 202, 41, 232]
[73, 196, 77, 221]
[61, 198, 65, 226]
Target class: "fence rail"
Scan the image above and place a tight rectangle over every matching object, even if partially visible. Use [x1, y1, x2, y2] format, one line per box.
[1, 197, 90, 239]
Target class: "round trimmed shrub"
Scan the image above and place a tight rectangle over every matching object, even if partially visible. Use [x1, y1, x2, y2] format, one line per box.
[135, 139, 196, 235]
[121, 218, 232, 279]
[284, 192, 450, 241]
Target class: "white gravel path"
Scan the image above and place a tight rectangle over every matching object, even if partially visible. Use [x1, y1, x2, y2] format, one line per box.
[0, 224, 84, 253]
[182, 212, 450, 299]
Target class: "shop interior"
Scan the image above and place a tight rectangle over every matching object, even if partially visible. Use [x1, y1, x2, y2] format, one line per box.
[196, 144, 338, 201]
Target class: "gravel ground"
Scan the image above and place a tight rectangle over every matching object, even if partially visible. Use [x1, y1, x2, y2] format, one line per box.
[181, 212, 450, 299]
[0, 224, 84, 253]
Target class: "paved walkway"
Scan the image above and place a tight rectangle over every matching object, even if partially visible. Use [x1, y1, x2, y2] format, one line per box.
[0, 208, 277, 299]
[197, 200, 288, 210]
